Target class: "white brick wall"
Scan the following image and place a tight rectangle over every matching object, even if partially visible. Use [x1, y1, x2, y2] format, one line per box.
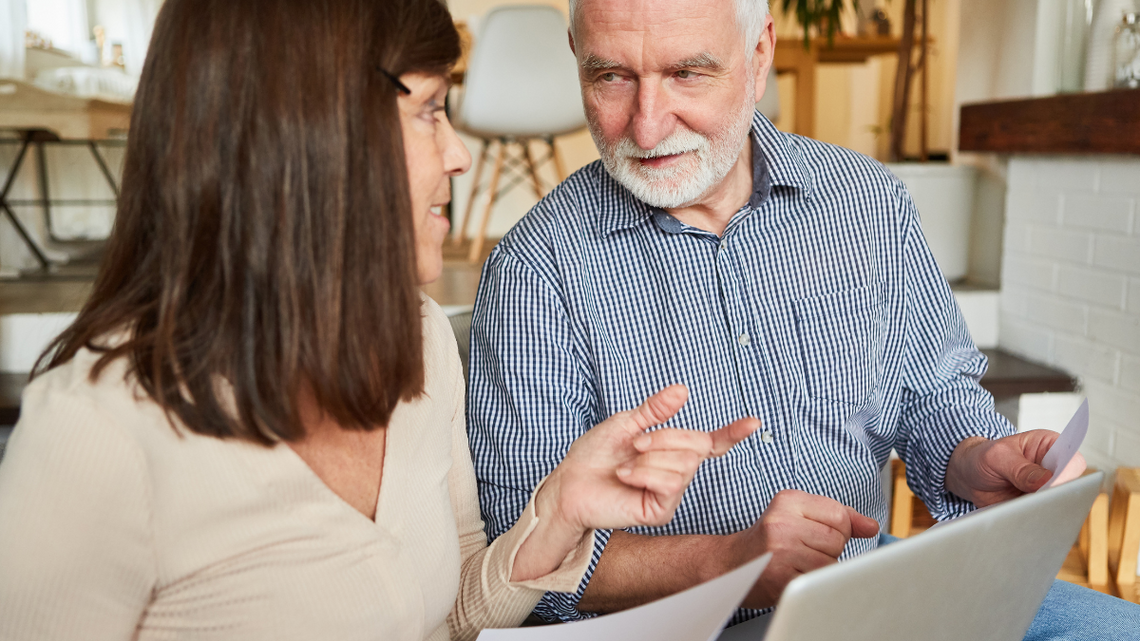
[999, 156, 1140, 471]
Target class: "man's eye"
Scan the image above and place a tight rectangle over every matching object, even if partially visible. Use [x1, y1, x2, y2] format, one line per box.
[676, 70, 694, 79]
[600, 72, 617, 82]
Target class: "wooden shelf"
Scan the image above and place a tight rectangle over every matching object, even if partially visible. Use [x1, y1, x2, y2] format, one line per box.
[979, 349, 1078, 399]
[774, 36, 906, 140]
[959, 89, 1140, 155]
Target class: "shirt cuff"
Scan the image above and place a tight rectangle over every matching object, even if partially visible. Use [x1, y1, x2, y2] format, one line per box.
[490, 475, 595, 594]
[910, 410, 1013, 520]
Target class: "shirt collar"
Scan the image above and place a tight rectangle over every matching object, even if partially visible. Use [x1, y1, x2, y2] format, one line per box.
[597, 110, 813, 237]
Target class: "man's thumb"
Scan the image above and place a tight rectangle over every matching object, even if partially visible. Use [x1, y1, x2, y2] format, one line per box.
[1015, 463, 1052, 493]
[848, 508, 881, 538]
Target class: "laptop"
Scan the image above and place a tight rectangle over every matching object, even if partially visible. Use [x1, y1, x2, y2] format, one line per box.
[718, 471, 1104, 641]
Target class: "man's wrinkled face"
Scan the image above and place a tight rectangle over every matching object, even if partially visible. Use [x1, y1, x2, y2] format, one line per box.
[573, 0, 758, 209]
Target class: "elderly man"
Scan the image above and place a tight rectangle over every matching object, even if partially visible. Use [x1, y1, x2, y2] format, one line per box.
[466, 0, 1139, 635]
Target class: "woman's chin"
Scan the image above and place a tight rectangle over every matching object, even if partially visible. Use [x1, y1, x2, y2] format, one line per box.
[417, 260, 443, 285]
[416, 246, 444, 285]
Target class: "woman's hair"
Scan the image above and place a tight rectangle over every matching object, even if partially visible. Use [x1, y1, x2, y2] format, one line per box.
[34, 0, 461, 443]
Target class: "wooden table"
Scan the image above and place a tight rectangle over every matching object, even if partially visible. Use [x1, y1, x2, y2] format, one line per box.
[774, 36, 903, 139]
[0, 79, 130, 141]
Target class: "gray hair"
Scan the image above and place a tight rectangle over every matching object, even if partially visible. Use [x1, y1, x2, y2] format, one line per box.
[568, 0, 769, 55]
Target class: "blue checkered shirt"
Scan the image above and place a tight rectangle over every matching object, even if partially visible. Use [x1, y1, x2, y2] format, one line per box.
[466, 112, 1013, 624]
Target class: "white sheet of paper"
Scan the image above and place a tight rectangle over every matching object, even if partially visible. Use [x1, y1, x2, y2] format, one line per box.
[1040, 398, 1088, 489]
[475, 553, 771, 641]
[928, 398, 1089, 530]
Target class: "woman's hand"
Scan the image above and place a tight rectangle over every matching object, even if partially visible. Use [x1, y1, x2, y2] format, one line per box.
[511, 385, 759, 581]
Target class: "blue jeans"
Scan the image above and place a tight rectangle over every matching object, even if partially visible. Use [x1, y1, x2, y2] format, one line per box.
[878, 534, 1140, 640]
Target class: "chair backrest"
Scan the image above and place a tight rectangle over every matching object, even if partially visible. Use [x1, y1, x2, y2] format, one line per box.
[458, 6, 586, 139]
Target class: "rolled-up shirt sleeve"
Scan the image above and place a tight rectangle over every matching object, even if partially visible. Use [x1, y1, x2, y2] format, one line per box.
[892, 184, 1015, 520]
[466, 244, 609, 622]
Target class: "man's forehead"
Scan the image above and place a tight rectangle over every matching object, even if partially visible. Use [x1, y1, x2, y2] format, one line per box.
[576, 0, 734, 19]
[575, 0, 739, 65]
[576, 0, 735, 33]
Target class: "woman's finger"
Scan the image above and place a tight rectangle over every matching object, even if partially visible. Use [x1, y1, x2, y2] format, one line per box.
[616, 464, 689, 498]
[624, 385, 689, 435]
[709, 418, 761, 456]
[621, 449, 705, 479]
[633, 427, 713, 455]
[1053, 452, 1087, 486]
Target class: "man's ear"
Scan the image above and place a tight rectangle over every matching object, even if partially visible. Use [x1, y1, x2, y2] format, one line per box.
[569, 29, 576, 56]
[752, 16, 776, 97]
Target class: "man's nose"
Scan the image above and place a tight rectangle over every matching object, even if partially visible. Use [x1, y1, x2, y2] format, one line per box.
[630, 80, 675, 150]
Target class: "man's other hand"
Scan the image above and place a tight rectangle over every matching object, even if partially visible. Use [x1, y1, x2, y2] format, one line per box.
[945, 431, 1088, 508]
[725, 489, 880, 609]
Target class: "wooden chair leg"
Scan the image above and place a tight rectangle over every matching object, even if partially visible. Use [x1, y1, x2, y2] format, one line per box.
[1087, 491, 1110, 592]
[890, 459, 913, 539]
[1109, 467, 1140, 603]
[522, 141, 544, 199]
[455, 139, 489, 244]
[548, 136, 567, 182]
[468, 140, 507, 263]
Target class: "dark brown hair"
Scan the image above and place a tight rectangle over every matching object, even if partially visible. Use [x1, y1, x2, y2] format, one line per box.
[35, 0, 461, 443]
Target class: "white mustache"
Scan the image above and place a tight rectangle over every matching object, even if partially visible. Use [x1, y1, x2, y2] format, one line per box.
[615, 129, 708, 160]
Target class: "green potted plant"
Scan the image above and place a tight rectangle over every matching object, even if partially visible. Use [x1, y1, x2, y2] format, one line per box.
[782, 0, 849, 47]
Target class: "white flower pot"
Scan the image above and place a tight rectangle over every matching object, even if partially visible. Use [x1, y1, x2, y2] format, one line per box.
[885, 163, 978, 282]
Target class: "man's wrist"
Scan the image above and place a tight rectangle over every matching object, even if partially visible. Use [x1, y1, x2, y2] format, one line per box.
[945, 435, 989, 503]
[704, 530, 748, 583]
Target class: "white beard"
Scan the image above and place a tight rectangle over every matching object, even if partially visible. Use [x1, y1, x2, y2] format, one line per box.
[589, 91, 756, 210]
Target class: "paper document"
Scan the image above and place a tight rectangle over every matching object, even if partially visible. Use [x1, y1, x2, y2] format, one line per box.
[1040, 398, 1088, 489]
[475, 553, 772, 641]
[929, 399, 1089, 530]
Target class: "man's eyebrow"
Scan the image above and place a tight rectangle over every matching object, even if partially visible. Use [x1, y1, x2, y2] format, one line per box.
[672, 52, 725, 71]
[580, 54, 623, 72]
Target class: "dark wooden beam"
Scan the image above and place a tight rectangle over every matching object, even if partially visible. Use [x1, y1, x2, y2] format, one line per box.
[959, 89, 1140, 155]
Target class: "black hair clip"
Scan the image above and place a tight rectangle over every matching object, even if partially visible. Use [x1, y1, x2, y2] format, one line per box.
[377, 67, 411, 95]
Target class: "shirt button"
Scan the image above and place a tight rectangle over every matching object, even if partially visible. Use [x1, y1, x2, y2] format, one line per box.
[719, 239, 727, 250]
[760, 430, 774, 444]
[737, 333, 751, 346]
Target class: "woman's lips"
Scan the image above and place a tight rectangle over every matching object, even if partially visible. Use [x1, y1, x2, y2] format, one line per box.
[429, 205, 451, 231]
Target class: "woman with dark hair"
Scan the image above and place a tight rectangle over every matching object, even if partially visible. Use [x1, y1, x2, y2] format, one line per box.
[0, 0, 757, 639]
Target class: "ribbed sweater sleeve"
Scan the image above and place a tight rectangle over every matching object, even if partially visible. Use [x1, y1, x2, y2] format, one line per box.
[0, 383, 156, 640]
[444, 337, 593, 641]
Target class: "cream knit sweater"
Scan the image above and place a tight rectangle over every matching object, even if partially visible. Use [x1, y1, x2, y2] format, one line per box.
[0, 296, 592, 640]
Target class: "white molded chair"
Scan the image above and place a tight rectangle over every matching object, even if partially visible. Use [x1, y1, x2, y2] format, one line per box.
[454, 6, 586, 262]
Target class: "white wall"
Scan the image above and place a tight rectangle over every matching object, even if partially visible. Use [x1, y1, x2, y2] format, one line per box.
[999, 156, 1140, 472]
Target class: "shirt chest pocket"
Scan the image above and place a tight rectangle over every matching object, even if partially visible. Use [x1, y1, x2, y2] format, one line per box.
[791, 286, 884, 406]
